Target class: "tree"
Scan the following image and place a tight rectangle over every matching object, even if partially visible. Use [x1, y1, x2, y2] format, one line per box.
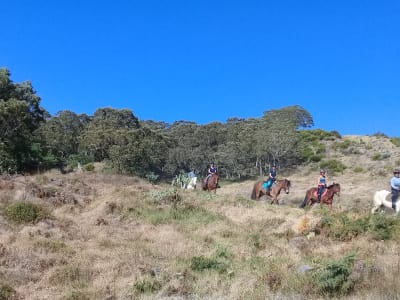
[34, 110, 91, 168]
[0, 68, 47, 172]
[79, 108, 139, 161]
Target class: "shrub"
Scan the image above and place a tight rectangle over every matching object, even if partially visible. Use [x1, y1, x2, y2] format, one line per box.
[299, 129, 340, 142]
[62, 289, 91, 300]
[149, 188, 182, 206]
[4, 201, 48, 224]
[190, 256, 228, 273]
[333, 140, 352, 151]
[171, 171, 190, 188]
[320, 212, 369, 241]
[390, 137, 400, 147]
[145, 172, 159, 184]
[320, 159, 346, 174]
[134, 278, 162, 294]
[49, 266, 91, 287]
[84, 163, 95, 172]
[372, 153, 390, 161]
[312, 253, 356, 296]
[369, 214, 399, 240]
[353, 166, 363, 173]
[0, 283, 16, 299]
[371, 132, 388, 138]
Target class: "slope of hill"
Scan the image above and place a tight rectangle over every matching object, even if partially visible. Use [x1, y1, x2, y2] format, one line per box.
[0, 135, 399, 300]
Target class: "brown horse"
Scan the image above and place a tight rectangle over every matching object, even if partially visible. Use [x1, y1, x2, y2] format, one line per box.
[250, 179, 291, 204]
[299, 183, 341, 208]
[202, 174, 219, 192]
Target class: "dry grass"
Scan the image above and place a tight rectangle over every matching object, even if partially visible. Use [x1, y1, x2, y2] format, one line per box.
[0, 135, 400, 299]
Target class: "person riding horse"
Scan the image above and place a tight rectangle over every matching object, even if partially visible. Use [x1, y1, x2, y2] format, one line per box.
[391, 169, 400, 209]
[205, 163, 217, 188]
[317, 169, 328, 203]
[264, 165, 277, 193]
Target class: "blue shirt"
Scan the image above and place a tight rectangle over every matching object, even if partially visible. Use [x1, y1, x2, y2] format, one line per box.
[188, 171, 196, 178]
[391, 176, 400, 190]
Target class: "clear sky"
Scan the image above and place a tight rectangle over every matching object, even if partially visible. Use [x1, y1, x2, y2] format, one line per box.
[1, 1, 399, 136]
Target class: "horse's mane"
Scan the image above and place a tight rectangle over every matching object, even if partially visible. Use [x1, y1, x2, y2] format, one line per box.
[327, 183, 339, 189]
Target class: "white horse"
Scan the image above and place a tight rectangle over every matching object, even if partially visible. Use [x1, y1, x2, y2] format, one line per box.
[372, 190, 399, 214]
[186, 177, 197, 189]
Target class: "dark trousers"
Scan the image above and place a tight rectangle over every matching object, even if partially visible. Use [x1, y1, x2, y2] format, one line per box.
[392, 188, 400, 209]
[317, 186, 325, 202]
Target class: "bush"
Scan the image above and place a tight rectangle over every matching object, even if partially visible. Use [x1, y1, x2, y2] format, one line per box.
[371, 132, 388, 138]
[145, 172, 159, 184]
[149, 188, 182, 206]
[320, 212, 369, 241]
[84, 163, 95, 172]
[134, 278, 162, 294]
[0, 283, 16, 299]
[312, 253, 356, 296]
[190, 256, 228, 273]
[369, 214, 399, 240]
[333, 140, 352, 151]
[4, 201, 48, 224]
[390, 137, 400, 147]
[320, 159, 346, 174]
[371, 152, 390, 161]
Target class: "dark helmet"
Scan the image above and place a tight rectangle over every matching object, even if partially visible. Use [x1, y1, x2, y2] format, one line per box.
[320, 169, 326, 174]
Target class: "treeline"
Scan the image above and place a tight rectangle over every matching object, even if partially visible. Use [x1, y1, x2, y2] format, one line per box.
[0, 68, 340, 179]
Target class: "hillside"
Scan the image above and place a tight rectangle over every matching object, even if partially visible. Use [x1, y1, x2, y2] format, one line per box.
[0, 135, 400, 300]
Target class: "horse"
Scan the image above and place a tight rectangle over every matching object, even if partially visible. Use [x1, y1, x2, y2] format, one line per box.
[202, 174, 219, 192]
[371, 190, 399, 214]
[250, 178, 291, 204]
[299, 183, 341, 208]
[186, 176, 197, 189]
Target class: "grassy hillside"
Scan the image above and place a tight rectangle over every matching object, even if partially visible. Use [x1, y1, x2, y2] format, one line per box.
[1, 135, 400, 300]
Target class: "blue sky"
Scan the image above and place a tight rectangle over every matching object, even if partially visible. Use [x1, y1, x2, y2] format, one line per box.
[1, 1, 399, 136]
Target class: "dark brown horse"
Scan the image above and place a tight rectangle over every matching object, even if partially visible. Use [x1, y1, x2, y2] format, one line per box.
[299, 183, 341, 208]
[202, 174, 219, 192]
[250, 179, 291, 204]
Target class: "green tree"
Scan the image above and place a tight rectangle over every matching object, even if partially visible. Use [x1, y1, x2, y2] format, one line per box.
[79, 108, 139, 161]
[0, 68, 47, 172]
[35, 110, 90, 167]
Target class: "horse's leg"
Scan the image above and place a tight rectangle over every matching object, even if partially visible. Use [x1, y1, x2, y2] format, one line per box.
[299, 196, 308, 208]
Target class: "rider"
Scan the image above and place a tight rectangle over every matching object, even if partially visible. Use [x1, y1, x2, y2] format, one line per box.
[265, 165, 277, 193]
[205, 162, 217, 187]
[188, 169, 196, 179]
[390, 169, 400, 209]
[317, 169, 328, 203]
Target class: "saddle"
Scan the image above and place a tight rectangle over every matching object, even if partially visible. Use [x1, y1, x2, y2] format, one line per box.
[262, 180, 274, 190]
[313, 188, 328, 198]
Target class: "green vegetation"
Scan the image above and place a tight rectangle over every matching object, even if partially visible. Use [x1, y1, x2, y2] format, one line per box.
[133, 278, 162, 294]
[320, 159, 346, 174]
[4, 201, 48, 224]
[319, 211, 400, 241]
[312, 253, 356, 296]
[390, 137, 400, 147]
[190, 255, 229, 273]
[0, 283, 16, 300]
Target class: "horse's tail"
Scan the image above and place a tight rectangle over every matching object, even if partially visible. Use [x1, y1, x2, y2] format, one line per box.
[250, 183, 257, 200]
[299, 195, 307, 208]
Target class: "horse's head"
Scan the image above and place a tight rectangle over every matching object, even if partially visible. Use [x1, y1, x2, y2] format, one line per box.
[328, 182, 341, 195]
[284, 179, 291, 194]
